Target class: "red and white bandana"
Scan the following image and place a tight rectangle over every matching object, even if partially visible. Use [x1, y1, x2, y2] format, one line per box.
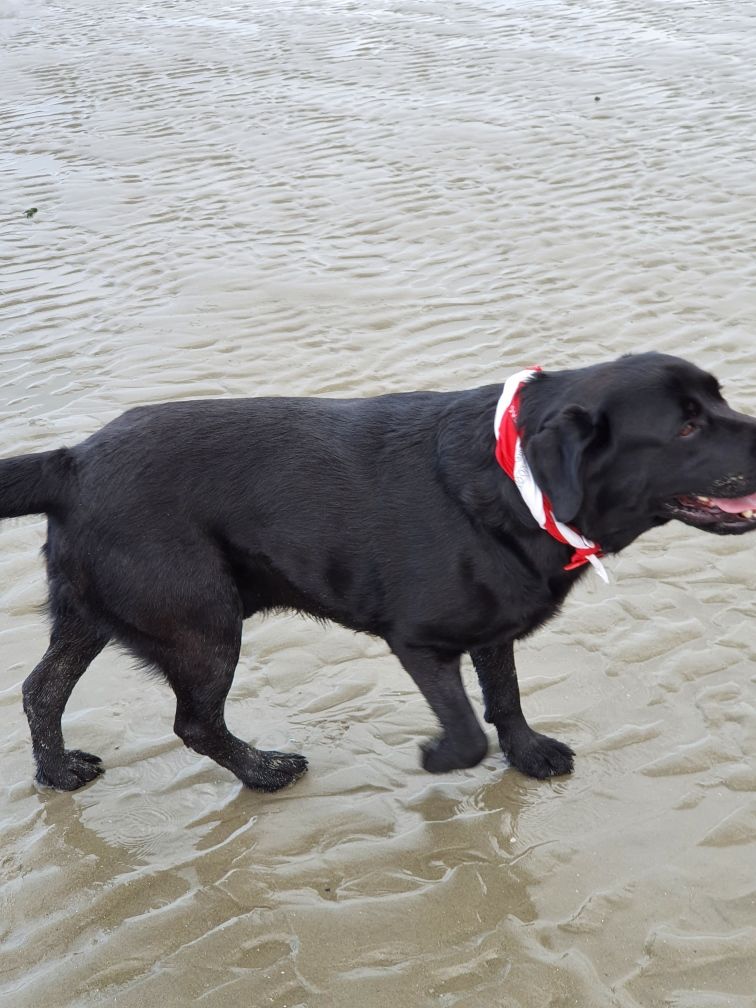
[493, 368, 609, 583]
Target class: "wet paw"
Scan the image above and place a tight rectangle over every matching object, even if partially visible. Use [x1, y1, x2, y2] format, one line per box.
[503, 731, 574, 779]
[243, 750, 309, 792]
[36, 749, 104, 791]
[421, 732, 487, 773]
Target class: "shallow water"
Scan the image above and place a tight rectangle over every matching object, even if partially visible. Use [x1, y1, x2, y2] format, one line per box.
[2, 1, 756, 1005]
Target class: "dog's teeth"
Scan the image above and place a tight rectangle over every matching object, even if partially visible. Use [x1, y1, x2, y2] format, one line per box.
[742, 509, 754, 518]
[697, 495, 711, 503]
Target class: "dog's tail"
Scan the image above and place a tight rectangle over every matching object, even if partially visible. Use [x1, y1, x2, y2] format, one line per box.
[0, 448, 73, 520]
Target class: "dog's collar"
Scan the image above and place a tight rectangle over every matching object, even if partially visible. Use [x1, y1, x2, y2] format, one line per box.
[494, 368, 609, 583]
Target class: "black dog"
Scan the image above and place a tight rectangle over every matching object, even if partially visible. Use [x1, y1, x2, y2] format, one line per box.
[4, 352, 756, 792]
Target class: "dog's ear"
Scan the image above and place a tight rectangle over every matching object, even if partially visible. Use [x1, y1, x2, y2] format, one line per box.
[524, 405, 596, 524]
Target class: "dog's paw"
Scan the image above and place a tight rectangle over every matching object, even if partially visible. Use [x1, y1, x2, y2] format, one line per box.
[503, 731, 574, 779]
[242, 750, 309, 792]
[420, 733, 488, 773]
[35, 749, 104, 791]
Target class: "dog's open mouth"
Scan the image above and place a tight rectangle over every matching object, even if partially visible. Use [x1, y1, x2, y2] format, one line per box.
[666, 491, 756, 534]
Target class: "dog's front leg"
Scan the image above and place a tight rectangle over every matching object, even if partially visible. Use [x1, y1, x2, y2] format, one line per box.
[470, 642, 574, 779]
[391, 645, 488, 774]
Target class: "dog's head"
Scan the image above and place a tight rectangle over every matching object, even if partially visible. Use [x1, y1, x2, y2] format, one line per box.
[518, 353, 756, 552]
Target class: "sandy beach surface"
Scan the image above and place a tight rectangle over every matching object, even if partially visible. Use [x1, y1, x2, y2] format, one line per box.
[2, 2, 756, 1005]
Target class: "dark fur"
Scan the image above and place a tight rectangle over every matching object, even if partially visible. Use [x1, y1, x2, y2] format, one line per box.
[5, 352, 756, 792]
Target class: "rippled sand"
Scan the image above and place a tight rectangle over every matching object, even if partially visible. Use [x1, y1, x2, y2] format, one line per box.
[2, 2, 756, 1006]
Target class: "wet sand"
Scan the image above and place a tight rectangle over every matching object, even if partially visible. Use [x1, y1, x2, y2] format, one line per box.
[2, 2, 756, 1005]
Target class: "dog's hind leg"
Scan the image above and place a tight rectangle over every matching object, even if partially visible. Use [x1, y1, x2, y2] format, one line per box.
[23, 612, 110, 790]
[152, 624, 308, 793]
[391, 644, 488, 773]
[471, 641, 574, 778]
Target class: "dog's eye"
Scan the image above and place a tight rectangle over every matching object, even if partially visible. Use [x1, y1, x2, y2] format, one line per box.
[684, 399, 701, 417]
[679, 400, 702, 438]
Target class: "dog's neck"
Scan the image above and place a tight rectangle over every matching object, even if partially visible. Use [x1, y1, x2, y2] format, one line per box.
[436, 381, 664, 564]
[493, 369, 608, 581]
[435, 387, 579, 566]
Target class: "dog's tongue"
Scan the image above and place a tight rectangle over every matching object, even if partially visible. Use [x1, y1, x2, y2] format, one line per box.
[711, 492, 756, 513]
